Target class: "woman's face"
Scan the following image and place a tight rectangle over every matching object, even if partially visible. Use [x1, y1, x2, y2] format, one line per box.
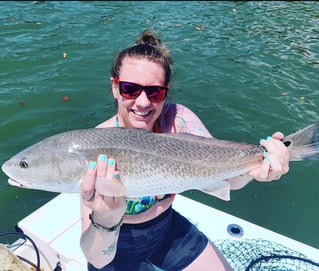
[111, 57, 167, 131]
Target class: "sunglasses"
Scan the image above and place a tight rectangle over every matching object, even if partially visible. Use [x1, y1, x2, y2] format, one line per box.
[114, 77, 168, 102]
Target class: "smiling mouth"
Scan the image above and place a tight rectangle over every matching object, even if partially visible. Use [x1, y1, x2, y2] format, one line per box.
[131, 109, 153, 116]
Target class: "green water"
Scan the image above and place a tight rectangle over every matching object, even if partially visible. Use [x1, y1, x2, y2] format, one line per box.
[0, 1, 318, 248]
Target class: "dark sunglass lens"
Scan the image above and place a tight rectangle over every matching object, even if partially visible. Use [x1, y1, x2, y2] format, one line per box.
[120, 82, 141, 99]
[119, 82, 167, 101]
[146, 87, 167, 102]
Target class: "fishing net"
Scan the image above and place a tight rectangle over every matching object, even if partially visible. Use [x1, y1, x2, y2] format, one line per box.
[214, 238, 319, 271]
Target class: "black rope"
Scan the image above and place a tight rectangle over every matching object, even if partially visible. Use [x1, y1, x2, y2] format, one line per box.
[246, 254, 319, 271]
[0, 229, 41, 271]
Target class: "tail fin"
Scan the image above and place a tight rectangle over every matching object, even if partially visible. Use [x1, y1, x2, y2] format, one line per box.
[284, 123, 319, 161]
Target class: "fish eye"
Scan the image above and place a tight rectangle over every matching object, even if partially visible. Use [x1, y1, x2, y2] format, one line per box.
[19, 159, 29, 169]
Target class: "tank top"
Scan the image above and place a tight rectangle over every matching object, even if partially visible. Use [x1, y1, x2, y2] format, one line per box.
[115, 116, 175, 215]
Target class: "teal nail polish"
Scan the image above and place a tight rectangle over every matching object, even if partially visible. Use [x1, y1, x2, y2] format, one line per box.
[99, 154, 107, 161]
[114, 172, 120, 179]
[265, 156, 270, 162]
[263, 151, 269, 156]
[89, 161, 96, 169]
[260, 139, 266, 144]
[267, 136, 272, 140]
[108, 158, 115, 166]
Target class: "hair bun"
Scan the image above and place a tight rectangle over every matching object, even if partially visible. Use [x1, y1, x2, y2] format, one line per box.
[111, 29, 172, 85]
[136, 29, 161, 46]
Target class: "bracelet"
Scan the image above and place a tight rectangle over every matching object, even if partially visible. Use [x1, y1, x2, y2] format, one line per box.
[89, 211, 124, 232]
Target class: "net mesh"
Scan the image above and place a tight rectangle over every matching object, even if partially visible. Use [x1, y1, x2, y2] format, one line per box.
[214, 238, 319, 271]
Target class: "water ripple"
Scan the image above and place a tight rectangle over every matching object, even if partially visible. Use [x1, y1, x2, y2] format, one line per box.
[0, 1, 318, 248]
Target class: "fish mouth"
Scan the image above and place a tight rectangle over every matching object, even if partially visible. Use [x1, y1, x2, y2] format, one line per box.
[8, 178, 25, 188]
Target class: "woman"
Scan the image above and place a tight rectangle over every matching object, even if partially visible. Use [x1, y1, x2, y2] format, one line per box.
[80, 29, 289, 271]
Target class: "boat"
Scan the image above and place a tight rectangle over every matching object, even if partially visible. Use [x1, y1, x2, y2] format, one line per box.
[1, 193, 319, 271]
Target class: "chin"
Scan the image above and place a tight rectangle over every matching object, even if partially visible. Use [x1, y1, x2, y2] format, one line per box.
[129, 113, 155, 130]
[134, 123, 152, 131]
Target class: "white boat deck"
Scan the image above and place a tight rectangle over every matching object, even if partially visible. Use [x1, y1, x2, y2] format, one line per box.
[12, 193, 319, 270]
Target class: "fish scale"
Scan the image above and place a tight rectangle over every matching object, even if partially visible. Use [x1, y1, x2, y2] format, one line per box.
[2, 123, 319, 201]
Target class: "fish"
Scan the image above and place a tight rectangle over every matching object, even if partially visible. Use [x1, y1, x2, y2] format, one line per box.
[2, 123, 319, 201]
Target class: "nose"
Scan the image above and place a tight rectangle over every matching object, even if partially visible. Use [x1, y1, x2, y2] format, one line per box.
[135, 90, 151, 106]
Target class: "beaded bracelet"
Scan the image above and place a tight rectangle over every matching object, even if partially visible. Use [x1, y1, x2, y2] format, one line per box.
[89, 211, 124, 232]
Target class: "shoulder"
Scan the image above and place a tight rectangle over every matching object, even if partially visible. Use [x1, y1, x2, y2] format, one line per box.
[160, 103, 197, 121]
[160, 103, 213, 137]
[95, 115, 117, 128]
[175, 103, 200, 120]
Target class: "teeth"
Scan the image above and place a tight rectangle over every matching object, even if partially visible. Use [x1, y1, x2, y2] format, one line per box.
[133, 111, 150, 116]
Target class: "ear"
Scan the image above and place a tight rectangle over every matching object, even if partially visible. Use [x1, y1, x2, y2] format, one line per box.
[110, 77, 119, 99]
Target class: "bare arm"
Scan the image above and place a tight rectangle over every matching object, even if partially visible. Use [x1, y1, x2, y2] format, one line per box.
[80, 155, 126, 269]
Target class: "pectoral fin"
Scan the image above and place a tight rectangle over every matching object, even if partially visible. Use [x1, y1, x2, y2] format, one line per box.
[95, 176, 128, 197]
[200, 180, 231, 201]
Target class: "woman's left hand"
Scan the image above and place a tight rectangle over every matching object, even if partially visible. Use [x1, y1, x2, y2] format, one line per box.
[248, 132, 290, 181]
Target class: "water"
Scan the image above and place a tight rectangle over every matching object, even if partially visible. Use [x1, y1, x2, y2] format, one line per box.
[0, 1, 318, 249]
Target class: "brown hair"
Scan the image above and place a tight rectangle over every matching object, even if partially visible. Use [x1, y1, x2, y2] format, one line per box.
[111, 29, 173, 85]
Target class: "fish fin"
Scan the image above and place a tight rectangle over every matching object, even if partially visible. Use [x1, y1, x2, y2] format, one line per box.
[200, 181, 231, 201]
[95, 176, 128, 197]
[284, 123, 319, 161]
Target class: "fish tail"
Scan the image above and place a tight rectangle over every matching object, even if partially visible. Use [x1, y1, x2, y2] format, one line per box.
[284, 123, 319, 161]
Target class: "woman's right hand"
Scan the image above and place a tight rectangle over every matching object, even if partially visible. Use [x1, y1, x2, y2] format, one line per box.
[81, 154, 126, 227]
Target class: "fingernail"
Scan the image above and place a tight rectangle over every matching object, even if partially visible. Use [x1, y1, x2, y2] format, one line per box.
[260, 139, 266, 144]
[267, 136, 272, 140]
[263, 151, 269, 156]
[89, 161, 96, 169]
[99, 154, 107, 161]
[114, 172, 120, 179]
[265, 156, 270, 162]
[108, 158, 115, 166]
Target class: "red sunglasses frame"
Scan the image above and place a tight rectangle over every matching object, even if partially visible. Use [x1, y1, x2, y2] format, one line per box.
[113, 77, 169, 102]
